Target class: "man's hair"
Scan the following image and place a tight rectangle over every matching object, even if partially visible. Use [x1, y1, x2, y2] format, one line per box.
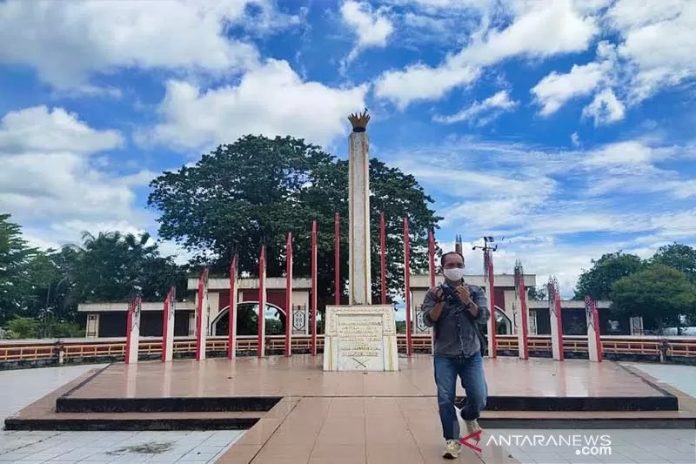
[440, 251, 464, 268]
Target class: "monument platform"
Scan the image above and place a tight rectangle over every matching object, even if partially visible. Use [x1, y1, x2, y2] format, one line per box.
[5, 355, 696, 463]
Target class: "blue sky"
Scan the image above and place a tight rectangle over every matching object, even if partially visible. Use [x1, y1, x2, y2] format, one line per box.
[0, 0, 694, 297]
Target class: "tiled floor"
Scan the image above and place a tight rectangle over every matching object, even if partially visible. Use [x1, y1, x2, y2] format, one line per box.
[3, 358, 696, 464]
[0, 430, 244, 463]
[64, 355, 663, 400]
[1, 365, 244, 463]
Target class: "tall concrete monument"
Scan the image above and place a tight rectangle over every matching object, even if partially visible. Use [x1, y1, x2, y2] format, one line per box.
[347, 111, 372, 305]
[323, 111, 399, 372]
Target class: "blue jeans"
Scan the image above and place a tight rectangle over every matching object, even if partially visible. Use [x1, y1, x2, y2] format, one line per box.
[434, 353, 488, 440]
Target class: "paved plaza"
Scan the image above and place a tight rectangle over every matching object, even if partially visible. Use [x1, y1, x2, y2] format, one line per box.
[2, 359, 695, 463]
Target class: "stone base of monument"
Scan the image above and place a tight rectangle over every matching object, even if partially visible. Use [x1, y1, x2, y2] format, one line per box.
[322, 305, 399, 371]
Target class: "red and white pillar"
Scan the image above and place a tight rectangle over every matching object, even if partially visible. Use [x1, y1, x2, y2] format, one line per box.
[514, 262, 529, 360]
[285, 233, 293, 357]
[228, 255, 238, 359]
[195, 268, 209, 361]
[428, 229, 436, 354]
[403, 217, 412, 357]
[548, 278, 564, 361]
[335, 213, 340, 306]
[380, 212, 387, 304]
[484, 248, 497, 358]
[161, 287, 175, 362]
[125, 294, 141, 364]
[258, 246, 267, 358]
[585, 296, 603, 362]
[311, 220, 318, 356]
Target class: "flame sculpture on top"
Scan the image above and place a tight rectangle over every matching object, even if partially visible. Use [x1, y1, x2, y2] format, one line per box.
[348, 109, 370, 133]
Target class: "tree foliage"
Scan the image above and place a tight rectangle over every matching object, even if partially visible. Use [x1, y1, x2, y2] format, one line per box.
[574, 251, 644, 300]
[148, 135, 442, 308]
[651, 243, 696, 283]
[0, 214, 38, 322]
[611, 264, 696, 331]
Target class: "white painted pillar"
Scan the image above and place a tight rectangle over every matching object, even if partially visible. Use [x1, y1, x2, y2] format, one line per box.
[585, 297, 603, 362]
[162, 287, 175, 362]
[548, 279, 564, 361]
[125, 296, 141, 364]
[348, 121, 372, 305]
[195, 269, 209, 361]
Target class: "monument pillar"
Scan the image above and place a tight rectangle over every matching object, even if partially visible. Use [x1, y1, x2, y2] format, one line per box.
[348, 114, 372, 305]
[323, 111, 399, 372]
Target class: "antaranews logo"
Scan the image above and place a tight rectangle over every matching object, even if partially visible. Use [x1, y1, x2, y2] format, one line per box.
[461, 432, 612, 456]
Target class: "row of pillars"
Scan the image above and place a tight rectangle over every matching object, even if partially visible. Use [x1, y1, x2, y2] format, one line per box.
[123, 216, 603, 364]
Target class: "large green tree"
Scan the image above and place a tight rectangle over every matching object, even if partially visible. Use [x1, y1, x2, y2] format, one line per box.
[69, 231, 187, 303]
[0, 214, 38, 323]
[651, 243, 696, 283]
[574, 251, 644, 300]
[148, 135, 442, 309]
[611, 264, 696, 331]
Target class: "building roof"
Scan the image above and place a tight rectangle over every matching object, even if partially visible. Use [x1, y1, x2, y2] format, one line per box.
[409, 273, 536, 289]
[187, 277, 312, 291]
[78, 301, 196, 313]
[527, 299, 612, 309]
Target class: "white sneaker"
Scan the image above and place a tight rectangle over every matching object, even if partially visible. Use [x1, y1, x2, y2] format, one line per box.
[443, 439, 461, 459]
[464, 419, 482, 434]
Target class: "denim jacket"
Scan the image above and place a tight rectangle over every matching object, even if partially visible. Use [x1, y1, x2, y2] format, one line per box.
[421, 282, 489, 357]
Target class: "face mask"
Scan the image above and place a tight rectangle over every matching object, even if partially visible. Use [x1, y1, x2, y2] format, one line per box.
[443, 267, 465, 281]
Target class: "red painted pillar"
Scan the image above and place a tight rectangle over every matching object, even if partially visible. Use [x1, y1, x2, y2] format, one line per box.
[335, 213, 340, 305]
[228, 255, 238, 359]
[258, 246, 266, 358]
[403, 217, 412, 357]
[428, 229, 436, 354]
[517, 270, 529, 360]
[311, 220, 318, 356]
[380, 212, 387, 304]
[285, 233, 293, 357]
[485, 249, 497, 358]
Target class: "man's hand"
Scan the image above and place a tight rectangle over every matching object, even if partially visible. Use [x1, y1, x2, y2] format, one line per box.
[430, 287, 445, 303]
[456, 286, 471, 304]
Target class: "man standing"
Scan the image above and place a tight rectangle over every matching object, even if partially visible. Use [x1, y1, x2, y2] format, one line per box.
[421, 251, 489, 459]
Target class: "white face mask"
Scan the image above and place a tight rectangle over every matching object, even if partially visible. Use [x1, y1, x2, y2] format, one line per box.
[443, 267, 465, 281]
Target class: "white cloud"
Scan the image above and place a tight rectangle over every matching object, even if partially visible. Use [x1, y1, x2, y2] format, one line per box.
[433, 90, 517, 125]
[375, 0, 598, 108]
[341, 1, 394, 63]
[582, 88, 626, 125]
[149, 59, 369, 150]
[571, 132, 580, 147]
[0, 106, 122, 154]
[531, 61, 607, 116]
[0, 106, 152, 246]
[607, 0, 696, 102]
[0, 0, 294, 88]
[454, 0, 597, 66]
[374, 62, 479, 110]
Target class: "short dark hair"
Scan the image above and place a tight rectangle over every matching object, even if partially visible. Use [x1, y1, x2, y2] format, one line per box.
[440, 251, 464, 268]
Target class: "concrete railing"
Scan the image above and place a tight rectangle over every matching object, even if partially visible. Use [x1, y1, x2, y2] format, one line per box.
[2, 334, 696, 365]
